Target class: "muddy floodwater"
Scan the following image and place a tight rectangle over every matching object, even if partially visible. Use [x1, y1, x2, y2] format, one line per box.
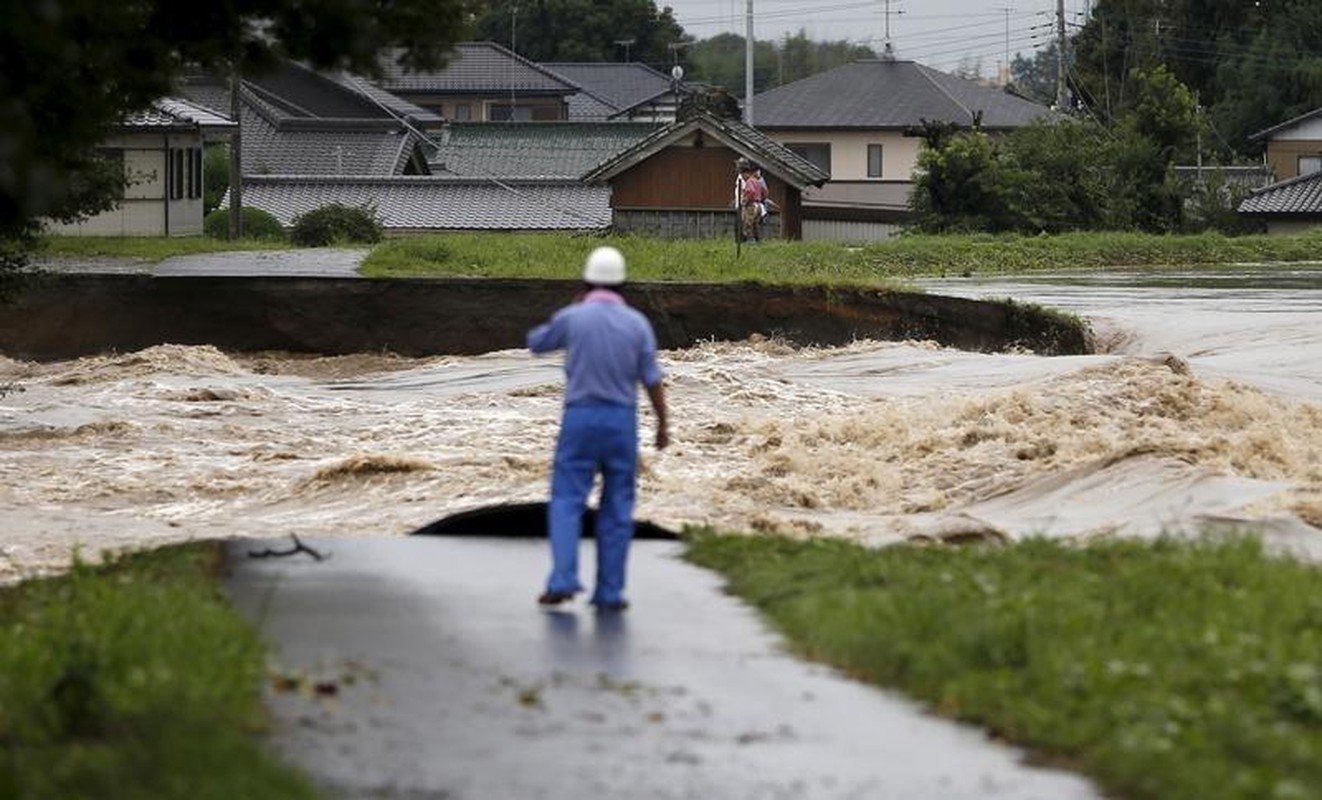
[2, 265, 1321, 581]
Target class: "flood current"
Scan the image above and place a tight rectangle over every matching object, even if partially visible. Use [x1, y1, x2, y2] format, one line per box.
[2, 265, 1320, 581]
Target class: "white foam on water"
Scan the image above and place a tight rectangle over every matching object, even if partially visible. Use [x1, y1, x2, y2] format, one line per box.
[2, 271, 1321, 580]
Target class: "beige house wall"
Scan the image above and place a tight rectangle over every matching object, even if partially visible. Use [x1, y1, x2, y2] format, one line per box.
[768, 130, 921, 181]
[1265, 140, 1322, 181]
[47, 131, 204, 237]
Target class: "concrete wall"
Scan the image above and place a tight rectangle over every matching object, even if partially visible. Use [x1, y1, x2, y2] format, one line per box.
[0, 275, 1091, 361]
[612, 209, 782, 240]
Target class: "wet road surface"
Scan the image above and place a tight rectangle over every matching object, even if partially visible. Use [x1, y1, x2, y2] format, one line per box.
[227, 536, 1100, 800]
[38, 247, 368, 277]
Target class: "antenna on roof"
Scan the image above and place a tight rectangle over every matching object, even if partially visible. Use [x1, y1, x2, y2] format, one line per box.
[881, 0, 901, 60]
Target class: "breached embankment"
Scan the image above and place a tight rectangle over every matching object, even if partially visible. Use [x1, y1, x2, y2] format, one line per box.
[0, 274, 1088, 360]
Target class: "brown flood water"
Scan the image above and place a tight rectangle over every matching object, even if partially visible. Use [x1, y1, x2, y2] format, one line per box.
[1, 266, 1320, 581]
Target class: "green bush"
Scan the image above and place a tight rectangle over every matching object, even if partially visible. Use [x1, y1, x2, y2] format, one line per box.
[289, 203, 383, 247]
[203, 207, 286, 241]
[202, 144, 229, 214]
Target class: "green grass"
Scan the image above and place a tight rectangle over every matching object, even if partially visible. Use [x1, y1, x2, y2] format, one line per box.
[0, 544, 320, 800]
[361, 230, 1322, 283]
[38, 236, 292, 263]
[684, 531, 1322, 800]
[41, 229, 1322, 281]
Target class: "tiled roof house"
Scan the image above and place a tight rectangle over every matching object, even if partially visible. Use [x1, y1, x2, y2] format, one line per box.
[47, 98, 235, 237]
[543, 63, 684, 122]
[750, 59, 1051, 241]
[179, 63, 433, 178]
[1247, 106, 1322, 183]
[584, 110, 829, 240]
[373, 42, 580, 122]
[1236, 106, 1322, 234]
[1237, 171, 1322, 234]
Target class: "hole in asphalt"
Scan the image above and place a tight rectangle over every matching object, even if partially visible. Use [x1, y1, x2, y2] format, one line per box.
[411, 502, 678, 540]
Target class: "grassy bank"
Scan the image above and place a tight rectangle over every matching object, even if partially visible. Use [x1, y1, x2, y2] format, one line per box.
[361, 230, 1322, 283]
[684, 531, 1322, 800]
[38, 236, 292, 263]
[0, 544, 318, 800]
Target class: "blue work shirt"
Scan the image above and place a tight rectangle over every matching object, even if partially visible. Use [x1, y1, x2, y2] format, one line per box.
[527, 290, 664, 408]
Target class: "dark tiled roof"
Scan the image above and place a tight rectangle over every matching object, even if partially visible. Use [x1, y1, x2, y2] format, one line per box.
[1248, 107, 1322, 142]
[238, 176, 610, 230]
[122, 97, 235, 130]
[429, 122, 657, 179]
[1238, 170, 1322, 215]
[328, 72, 445, 127]
[377, 42, 579, 95]
[584, 112, 829, 189]
[566, 90, 620, 121]
[240, 94, 426, 176]
[244, 62, 388, 119]
[544, 63, 674, 113]
[752, 60, 1050, 129]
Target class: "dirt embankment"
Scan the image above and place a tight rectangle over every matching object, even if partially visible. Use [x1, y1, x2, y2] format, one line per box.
[0, 275, 1089, 360]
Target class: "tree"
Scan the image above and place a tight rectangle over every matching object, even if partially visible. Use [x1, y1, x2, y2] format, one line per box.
[686, 30, 874, 95]
[0, 0, 468, 258]
[1010, 45, 1060, 106]
[1070, 0, 1322, 154]
[468, 0, 686, 67]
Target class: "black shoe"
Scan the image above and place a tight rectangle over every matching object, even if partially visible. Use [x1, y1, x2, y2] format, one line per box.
[538, 591, 576, 606]
[592, 600, 630, 612]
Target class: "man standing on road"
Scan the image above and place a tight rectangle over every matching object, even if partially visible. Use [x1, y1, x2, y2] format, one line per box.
[527, 246, 669, 611]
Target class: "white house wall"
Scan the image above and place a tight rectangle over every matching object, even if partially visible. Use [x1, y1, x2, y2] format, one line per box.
[1273, 116, 1322, 141]
[771, 130, 920, 181]
[47, 131, 204, 237]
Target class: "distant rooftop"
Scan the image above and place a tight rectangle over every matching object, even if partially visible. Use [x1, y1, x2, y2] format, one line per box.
[377, 42, 580, 96]
[751, 60, 1050, 129]
[544, 62, 677, 116]
[429, 122, 657, 180]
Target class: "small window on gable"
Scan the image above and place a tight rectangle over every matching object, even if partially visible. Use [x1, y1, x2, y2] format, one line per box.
[1300, 155, 1322, 176]
[867, 144, 883, 178]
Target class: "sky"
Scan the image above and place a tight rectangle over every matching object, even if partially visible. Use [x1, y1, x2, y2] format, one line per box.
[659, 0, 1096, 77]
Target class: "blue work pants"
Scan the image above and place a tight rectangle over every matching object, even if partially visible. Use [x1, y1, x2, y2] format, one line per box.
[546, 403, 638, 605]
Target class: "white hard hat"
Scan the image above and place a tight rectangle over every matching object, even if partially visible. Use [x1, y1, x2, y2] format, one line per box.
[583, 246, 626, 286]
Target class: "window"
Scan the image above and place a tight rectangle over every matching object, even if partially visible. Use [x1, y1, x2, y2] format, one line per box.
[170, 149, 186, 200]
[453, 103, 471, 121]
[1300, 155, 1322, 176]
[190, 148, 203, 199]
[867, 144, 883, 178]
[488, 104, 533, 122]
[786, 143, 831, 177]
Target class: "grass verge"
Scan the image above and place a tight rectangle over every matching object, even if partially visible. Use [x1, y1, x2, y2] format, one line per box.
[0, 544, 319, 800]
[38, 236, 292, 263]
[360, 230, 1322, 283]
[684, 531, 1322, 800]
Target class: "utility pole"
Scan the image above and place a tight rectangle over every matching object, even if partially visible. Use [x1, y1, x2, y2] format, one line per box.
[881, 0, 898, 59]
[999, 6, 1012, 85]
[228, 64, 243, 239]
[509, 5, 517, 122]
[1055, 0, 1068, 109]
[745, 0, 754, 126]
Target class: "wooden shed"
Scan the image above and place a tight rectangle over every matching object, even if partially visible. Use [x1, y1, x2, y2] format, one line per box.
[583, 111, 829, 240]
